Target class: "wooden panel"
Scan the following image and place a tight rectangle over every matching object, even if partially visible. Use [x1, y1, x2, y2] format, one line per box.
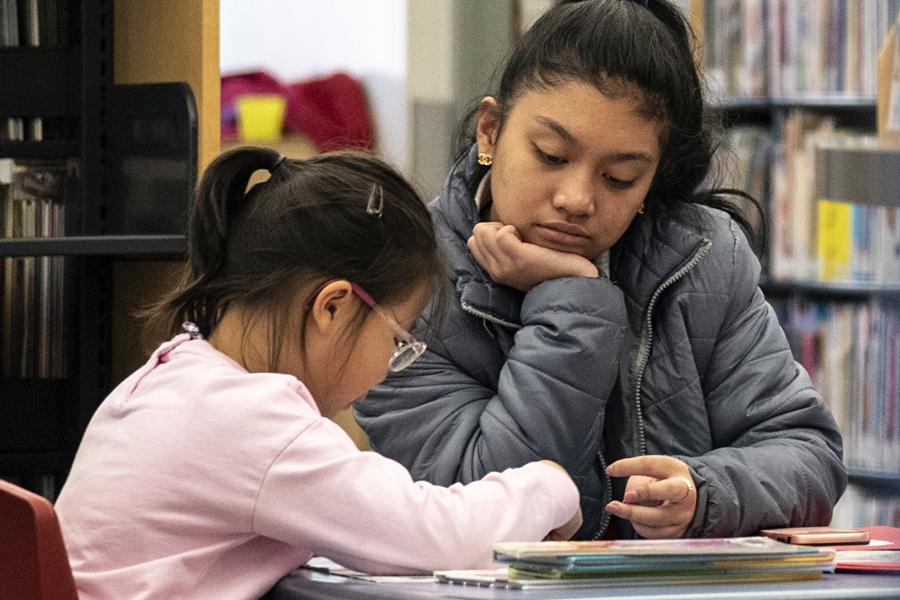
[111, 0, 218, 385]
[114, 0, 219, 168]
[111, 261, 185, 384]
[332, 409, 369, 451]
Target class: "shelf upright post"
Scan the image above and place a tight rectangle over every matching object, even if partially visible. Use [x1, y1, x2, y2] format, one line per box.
[71, 0, 115, 446]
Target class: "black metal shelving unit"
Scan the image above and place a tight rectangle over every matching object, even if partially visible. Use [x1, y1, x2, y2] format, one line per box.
[0, 1, 195, 499]
[848, 468, 900, 494]
[0, 235, 187, 257]
[761, 278, 900, 300]
[0, 1, 111, 498]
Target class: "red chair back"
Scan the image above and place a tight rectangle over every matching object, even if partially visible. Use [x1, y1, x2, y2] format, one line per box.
[0, 479, 79, 600]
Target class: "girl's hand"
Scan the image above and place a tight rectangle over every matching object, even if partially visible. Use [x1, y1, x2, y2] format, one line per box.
[468, 222, 599, 292]
[603, 456, 697, 539]
[539, 460, 584, 541]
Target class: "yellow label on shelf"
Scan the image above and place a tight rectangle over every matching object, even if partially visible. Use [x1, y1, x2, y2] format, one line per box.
[817, 199, 852, 281]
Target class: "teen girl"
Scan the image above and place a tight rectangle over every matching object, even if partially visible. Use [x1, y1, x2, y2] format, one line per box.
[358, 0, 846, 541]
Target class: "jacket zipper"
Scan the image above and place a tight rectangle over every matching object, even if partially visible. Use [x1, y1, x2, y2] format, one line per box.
[592, 450, 613, 539]
[462, 241, 709, 541]
[632, 239, 712, 456]
[460, 302, 522, 330]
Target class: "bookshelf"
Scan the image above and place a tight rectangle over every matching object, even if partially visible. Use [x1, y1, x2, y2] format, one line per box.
[0, 0, 218, 499]
[0, 235, 187, 257]
[694, 0, 900, 528]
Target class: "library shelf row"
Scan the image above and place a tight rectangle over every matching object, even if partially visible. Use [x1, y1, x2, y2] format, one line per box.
[5, 237, 900, 296]
[0, 140, 79, 159]
[847, 468, 900, 493]
[711, 96, 878, 112]
[0, 235, 187, 257]
[760, 278, 900, 299]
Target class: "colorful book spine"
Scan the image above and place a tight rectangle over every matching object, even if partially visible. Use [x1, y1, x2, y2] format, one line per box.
[702, 0, 900, 100]
[774, 297, 900, 479]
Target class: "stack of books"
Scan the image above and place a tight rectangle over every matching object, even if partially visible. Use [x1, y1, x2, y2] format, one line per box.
[435, 537, 835, 590]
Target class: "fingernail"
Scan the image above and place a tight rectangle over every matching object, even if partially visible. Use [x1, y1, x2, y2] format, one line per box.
[623, 491, 637, 503]
[605, 501, 620, 513]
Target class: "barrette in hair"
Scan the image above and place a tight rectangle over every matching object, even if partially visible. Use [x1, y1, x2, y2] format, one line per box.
[366, 183, 384, 218]
[182, 321, 203, 340]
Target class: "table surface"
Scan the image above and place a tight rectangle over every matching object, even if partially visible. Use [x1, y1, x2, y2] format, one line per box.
[265, 568, 900, 600]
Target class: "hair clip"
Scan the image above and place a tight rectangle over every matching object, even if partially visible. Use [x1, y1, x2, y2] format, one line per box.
[182, 321, 203, 340]
[366, 183, 384, 218]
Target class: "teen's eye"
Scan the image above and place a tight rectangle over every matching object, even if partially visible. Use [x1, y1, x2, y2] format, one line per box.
[604, 173, 636, 189]
[532, 144, 566, 166]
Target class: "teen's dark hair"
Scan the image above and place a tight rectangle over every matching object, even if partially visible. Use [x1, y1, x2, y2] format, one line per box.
[456, 0, 763, 249]
[147, 147, 444, 370]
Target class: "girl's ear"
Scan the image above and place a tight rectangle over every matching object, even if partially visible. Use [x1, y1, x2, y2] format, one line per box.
[476, 96, 500, 155]
[307, 280, 355, 334]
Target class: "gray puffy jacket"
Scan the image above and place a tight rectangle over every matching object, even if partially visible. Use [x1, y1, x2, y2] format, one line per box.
[356, 148, 846, 539]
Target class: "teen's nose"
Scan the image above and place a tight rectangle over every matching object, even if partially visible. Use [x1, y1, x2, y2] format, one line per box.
[551, 170, 595, 217]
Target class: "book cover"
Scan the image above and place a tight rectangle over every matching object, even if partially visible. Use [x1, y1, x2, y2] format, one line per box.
[493, 536, 825, 560]
[434, 567, 824, 590]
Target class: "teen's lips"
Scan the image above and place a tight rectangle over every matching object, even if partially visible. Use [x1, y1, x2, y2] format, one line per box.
[534, 221, 592, 247]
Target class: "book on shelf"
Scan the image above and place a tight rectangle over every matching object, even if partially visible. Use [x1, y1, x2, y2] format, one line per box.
[1, 0, 64, 143]
[832, 472, 900, 529]
[714, 124, 773, 256]
[701, 0, 899, 102]
[703, 0, 767, 101]
[877, 14, 900, 142]
[771, 296, 899, 478]
[768, 111, 900, 284]
[0, 157, 74, 379]
[0, 0, 59, 47]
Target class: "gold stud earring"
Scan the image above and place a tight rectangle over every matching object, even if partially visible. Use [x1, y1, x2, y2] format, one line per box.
[638, 203, 645, 215]
[477, 152, 493, 166]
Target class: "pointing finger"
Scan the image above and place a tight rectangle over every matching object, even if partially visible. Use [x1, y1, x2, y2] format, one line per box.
[606, 455, 683, 481]
[623, 477, 694, 505]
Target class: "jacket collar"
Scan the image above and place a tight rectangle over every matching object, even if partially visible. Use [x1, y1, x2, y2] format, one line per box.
[432, 146, 711, 328]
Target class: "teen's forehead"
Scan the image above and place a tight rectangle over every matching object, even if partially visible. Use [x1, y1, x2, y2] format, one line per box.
[509, 81, 663, 158]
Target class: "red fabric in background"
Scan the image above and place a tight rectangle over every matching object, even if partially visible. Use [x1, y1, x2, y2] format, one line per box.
[286, 73, 374, 151]
[220, 70, 374, 151]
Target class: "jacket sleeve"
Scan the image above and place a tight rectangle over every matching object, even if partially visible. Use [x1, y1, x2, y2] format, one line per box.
[252, 418, 579, 574]
[356, 276, 627, 536]
[682, 221, 847, 537]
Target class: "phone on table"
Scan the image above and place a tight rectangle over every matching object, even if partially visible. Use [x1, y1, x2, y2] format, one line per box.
[759, 526, 871, 545]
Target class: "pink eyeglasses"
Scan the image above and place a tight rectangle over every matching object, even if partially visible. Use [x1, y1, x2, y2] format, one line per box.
[306, 280, 427, 372]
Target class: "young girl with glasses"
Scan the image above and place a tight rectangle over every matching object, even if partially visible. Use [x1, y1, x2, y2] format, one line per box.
[54, 148, 582, 600]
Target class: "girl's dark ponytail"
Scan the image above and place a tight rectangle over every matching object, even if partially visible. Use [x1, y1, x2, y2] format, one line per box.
[189, 147, 282, 285]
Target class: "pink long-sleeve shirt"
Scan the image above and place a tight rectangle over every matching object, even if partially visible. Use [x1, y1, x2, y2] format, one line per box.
[54, 334, 579, 599]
